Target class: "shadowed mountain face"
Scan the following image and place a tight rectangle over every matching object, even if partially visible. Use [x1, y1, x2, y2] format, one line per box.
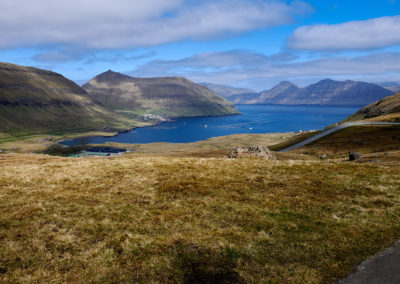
[200, 82, 256, 98]
[199, 82, 259, 104]
[219, 79, 394, 106]
[291, 79, 394, 106]
[0, 63, 137, 134]
[83, 71, 239, 117]
[345, 92, 400, 122]
[252, 81, 300, 104]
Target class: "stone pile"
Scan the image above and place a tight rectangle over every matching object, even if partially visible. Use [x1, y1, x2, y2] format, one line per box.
[229, 146, 276, 160]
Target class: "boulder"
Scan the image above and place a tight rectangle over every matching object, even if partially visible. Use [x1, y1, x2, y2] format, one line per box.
[229, 146, 276, 160]
[349, 151, 363, 161]
[37, 137, 54, 143]
[320, 153, 327, 160]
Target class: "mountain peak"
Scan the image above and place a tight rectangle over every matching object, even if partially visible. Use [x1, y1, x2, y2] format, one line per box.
[95, 70, 131, 82]
[276, 81, 297, 87]
[318, 79, 335, 83]
[278, 80, 294, 85]
[269, 81, 298, 91]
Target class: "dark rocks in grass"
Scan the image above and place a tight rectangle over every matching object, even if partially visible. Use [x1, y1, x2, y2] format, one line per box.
[86, 147, 126, 154]
[349, 151, 363, 161]
[229, 146, 275, 160]
[37, 137, 54, 143]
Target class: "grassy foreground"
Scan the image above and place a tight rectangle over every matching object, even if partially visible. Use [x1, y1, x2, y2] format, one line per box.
[1, 154, 400, 283]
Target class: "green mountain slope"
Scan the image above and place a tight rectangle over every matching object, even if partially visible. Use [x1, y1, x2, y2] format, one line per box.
[0, 63, 139, 135]
[344, 92, 400, 122]
[83, 70, 239, 117]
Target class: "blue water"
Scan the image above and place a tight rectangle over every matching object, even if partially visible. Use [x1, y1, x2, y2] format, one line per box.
[61, 105, 360, 146]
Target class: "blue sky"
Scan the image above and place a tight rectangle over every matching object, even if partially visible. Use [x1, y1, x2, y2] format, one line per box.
[0, 0, 399, 90]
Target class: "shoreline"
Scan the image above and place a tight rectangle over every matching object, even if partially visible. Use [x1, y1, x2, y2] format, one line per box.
[56, 111, 242, 147]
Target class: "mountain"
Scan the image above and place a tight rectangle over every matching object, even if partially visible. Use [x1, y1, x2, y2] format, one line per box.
[344, 91, 400, 122]
[0, 63, 138, 135]
[287, 79, 394, 105]
[200, 82, 256, 98]
[250, 81, 300, 104]
[199, 82, 259, 104]
[83, 71, 239, 117]
[376, 82, 400, 93]
[238, 79, 394, 106]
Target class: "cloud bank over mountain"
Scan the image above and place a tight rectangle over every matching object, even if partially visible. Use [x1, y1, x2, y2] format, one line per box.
[129, 50, 400, 90]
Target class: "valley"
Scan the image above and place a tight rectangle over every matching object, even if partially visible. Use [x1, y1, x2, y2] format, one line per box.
[2, 1, 400, 283]
[1, 63, 400, 284]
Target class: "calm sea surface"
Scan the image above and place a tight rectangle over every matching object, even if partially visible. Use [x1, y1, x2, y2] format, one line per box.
[61, 105, 360, 146]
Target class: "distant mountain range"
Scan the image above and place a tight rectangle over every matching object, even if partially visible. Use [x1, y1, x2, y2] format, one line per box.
[83, 70, 238, 118]
[205, 79, 395, 106]
[0, 63, 238, 136]
[200, 82, 255, 98]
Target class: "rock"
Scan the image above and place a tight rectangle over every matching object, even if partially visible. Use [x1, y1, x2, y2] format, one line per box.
[229, 146, 276, 160]
[320, 153, 327, 160]
[37, 137, 54, 143]
[349, 151, 363, 161]
[0, 149, 2, 153]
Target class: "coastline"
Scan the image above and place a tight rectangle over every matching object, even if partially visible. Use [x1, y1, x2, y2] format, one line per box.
[57, 111, 242, 147]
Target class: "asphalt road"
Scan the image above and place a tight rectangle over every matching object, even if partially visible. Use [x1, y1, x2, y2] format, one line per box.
[337, 241, 400, 284]
[280, 122, 400, 152]
[279, 121, 400, 283]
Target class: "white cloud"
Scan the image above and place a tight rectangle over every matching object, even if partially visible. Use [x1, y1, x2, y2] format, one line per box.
[0, 0, 311, 49]
[288, 15, 400, 50]
[129, 50, 400, 89]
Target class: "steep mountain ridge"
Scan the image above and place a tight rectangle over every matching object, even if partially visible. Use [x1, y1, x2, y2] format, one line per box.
[292, 79, 393, 105]
[0, 63, 137, 135]
[200, 82, 256, 98]
[344, 92, 400, 122]
[251, 81, 300, 104]
[83, 70, 239, 117]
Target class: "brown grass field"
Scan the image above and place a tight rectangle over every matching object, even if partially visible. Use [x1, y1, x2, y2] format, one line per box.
[290, 125, 400, 161]
[1, 151, 400, 283]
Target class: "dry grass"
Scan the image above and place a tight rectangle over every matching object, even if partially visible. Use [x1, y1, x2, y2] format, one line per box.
[362, 113, 400, 122]
[0, 154, 400, 283]
[269, 131, 321, 152]
[292, 125, 400, 159]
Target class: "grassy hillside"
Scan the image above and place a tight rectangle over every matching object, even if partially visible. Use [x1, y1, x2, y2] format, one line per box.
[1, 154, 400, 282]
[0, 63, 144, 137]
[289, 125, 400, 161]
[345, 92, 400, 122]
[83, 70, 239, 117]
